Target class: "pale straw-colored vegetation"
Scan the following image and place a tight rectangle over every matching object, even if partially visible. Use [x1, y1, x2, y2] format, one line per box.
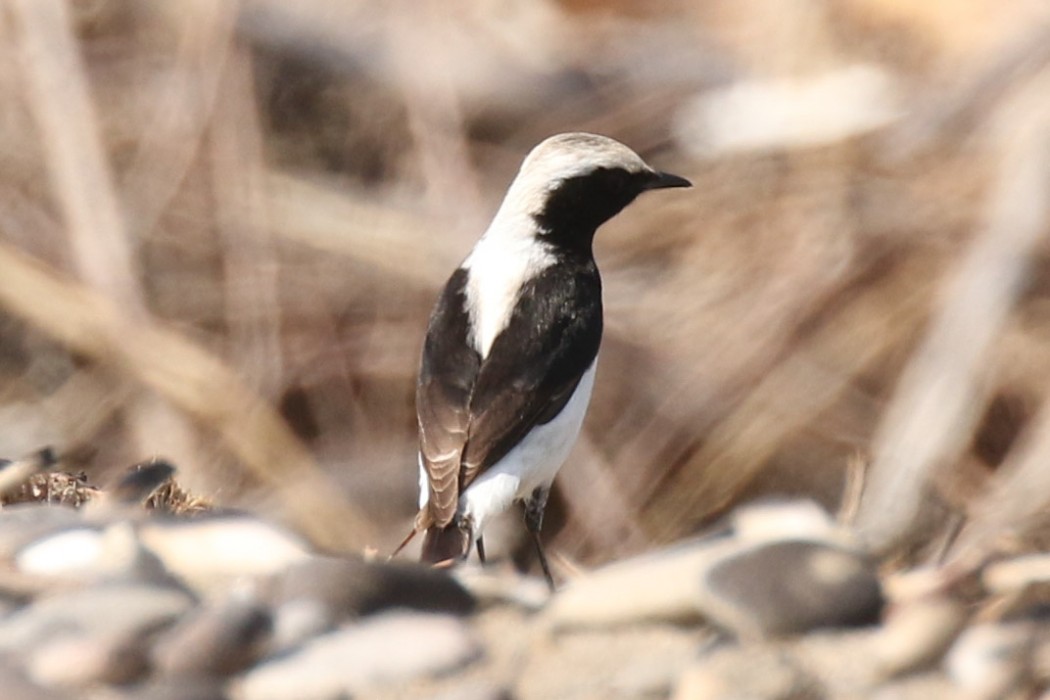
[2, 0, 1050, 577]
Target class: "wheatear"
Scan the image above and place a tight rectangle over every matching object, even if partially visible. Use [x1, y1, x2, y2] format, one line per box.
[402, 133, 690, 588]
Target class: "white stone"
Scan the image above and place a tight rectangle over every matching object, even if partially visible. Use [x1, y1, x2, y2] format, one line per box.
[232, 612, 480, 700]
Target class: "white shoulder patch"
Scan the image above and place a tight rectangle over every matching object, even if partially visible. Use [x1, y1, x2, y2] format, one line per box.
[463, 225, 554, 359]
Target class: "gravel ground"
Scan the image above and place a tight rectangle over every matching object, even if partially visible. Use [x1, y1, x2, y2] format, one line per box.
[0, 464, 1046, 700]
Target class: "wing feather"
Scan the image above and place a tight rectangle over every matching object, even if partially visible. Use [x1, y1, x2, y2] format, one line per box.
[417, 269, 478, 527]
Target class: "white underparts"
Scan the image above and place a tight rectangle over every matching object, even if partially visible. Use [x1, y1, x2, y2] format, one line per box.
[418, 362, 597, 538]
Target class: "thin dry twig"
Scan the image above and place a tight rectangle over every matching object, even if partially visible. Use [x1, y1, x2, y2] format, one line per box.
[0, 241, 377, 550]
[640, 255, 933, 542]
[122, 0, 238, 238]
[836, 451, 867, 526]
[11, 0, 141, 309]
[11, 0, 206, 484]
[211, 44, 285, 397]
[266, 171, 458, 287]
[855, 73, 1050, 553]
[556, 435, 652, 558]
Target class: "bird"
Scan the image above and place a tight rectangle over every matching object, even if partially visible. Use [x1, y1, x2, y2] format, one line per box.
[396, 132, 691, 588]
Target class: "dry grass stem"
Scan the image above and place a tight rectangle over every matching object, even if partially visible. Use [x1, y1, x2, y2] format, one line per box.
[0, 241, 375, 550]
[1, 0, 1050, 571]
[642, 256, 933, 542]
[856, 75, 1050, 553]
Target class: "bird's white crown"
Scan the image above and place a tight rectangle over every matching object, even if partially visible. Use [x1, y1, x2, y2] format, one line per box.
[496, 132, 654, 218]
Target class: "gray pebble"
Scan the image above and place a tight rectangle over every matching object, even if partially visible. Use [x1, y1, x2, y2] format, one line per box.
[106, 677, 230, 700]
[419, 681, 511, 700]
[232, 612, 481, 700]
[104, 460, 177, 506]
[730, 499, 839, 544]
[268, 599, 331, 654]
[698, 539, 883, 639]
[266, 556, 475, 620]
[519, 623, 699, 699]
[674, 645, 823, 700]
[151, 596, 272, 678]
[0, 656, 70, 700]
[544, 538, 737, 629]
[0, 582, 194, 654]
[27, 630, 150, 687]
[945, 621, 1033, 699]
[0, 505, 83, 560]
[138, 516, 312, 596]
[984, 555, 1050, 595]
[453, 564, 551, 610]
[17, 522, 173, 586]
[872, 595, 968, 677]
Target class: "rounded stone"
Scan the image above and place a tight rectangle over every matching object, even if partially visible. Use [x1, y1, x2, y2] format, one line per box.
[697, 539, 883, 639]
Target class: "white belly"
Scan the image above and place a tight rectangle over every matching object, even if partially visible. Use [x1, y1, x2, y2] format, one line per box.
[418, 362, 597, 536]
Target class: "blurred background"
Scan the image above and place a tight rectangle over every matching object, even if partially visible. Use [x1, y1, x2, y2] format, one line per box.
[2, 0, 1050, 575]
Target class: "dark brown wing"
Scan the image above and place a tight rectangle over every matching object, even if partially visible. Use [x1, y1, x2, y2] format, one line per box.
[417, 269, 479, 528]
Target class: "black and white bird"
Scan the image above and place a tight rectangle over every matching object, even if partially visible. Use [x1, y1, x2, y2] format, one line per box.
[400, 133, 690, 587]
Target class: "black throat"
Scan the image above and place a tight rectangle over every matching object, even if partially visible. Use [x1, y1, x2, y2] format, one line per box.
[532, 167, 652, 254]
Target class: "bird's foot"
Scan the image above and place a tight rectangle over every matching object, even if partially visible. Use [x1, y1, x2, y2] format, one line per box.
[524, 487, 556, 591]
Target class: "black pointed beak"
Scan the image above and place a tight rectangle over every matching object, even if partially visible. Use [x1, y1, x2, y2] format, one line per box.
[645, 170, 692, 190]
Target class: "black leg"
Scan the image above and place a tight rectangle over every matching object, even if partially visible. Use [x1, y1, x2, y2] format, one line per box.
[524, 486, 555, 591]
[476, 536, 487, 564]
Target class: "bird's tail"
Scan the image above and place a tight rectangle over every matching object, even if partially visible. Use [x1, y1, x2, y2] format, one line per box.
[420, 524, 471, 564]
